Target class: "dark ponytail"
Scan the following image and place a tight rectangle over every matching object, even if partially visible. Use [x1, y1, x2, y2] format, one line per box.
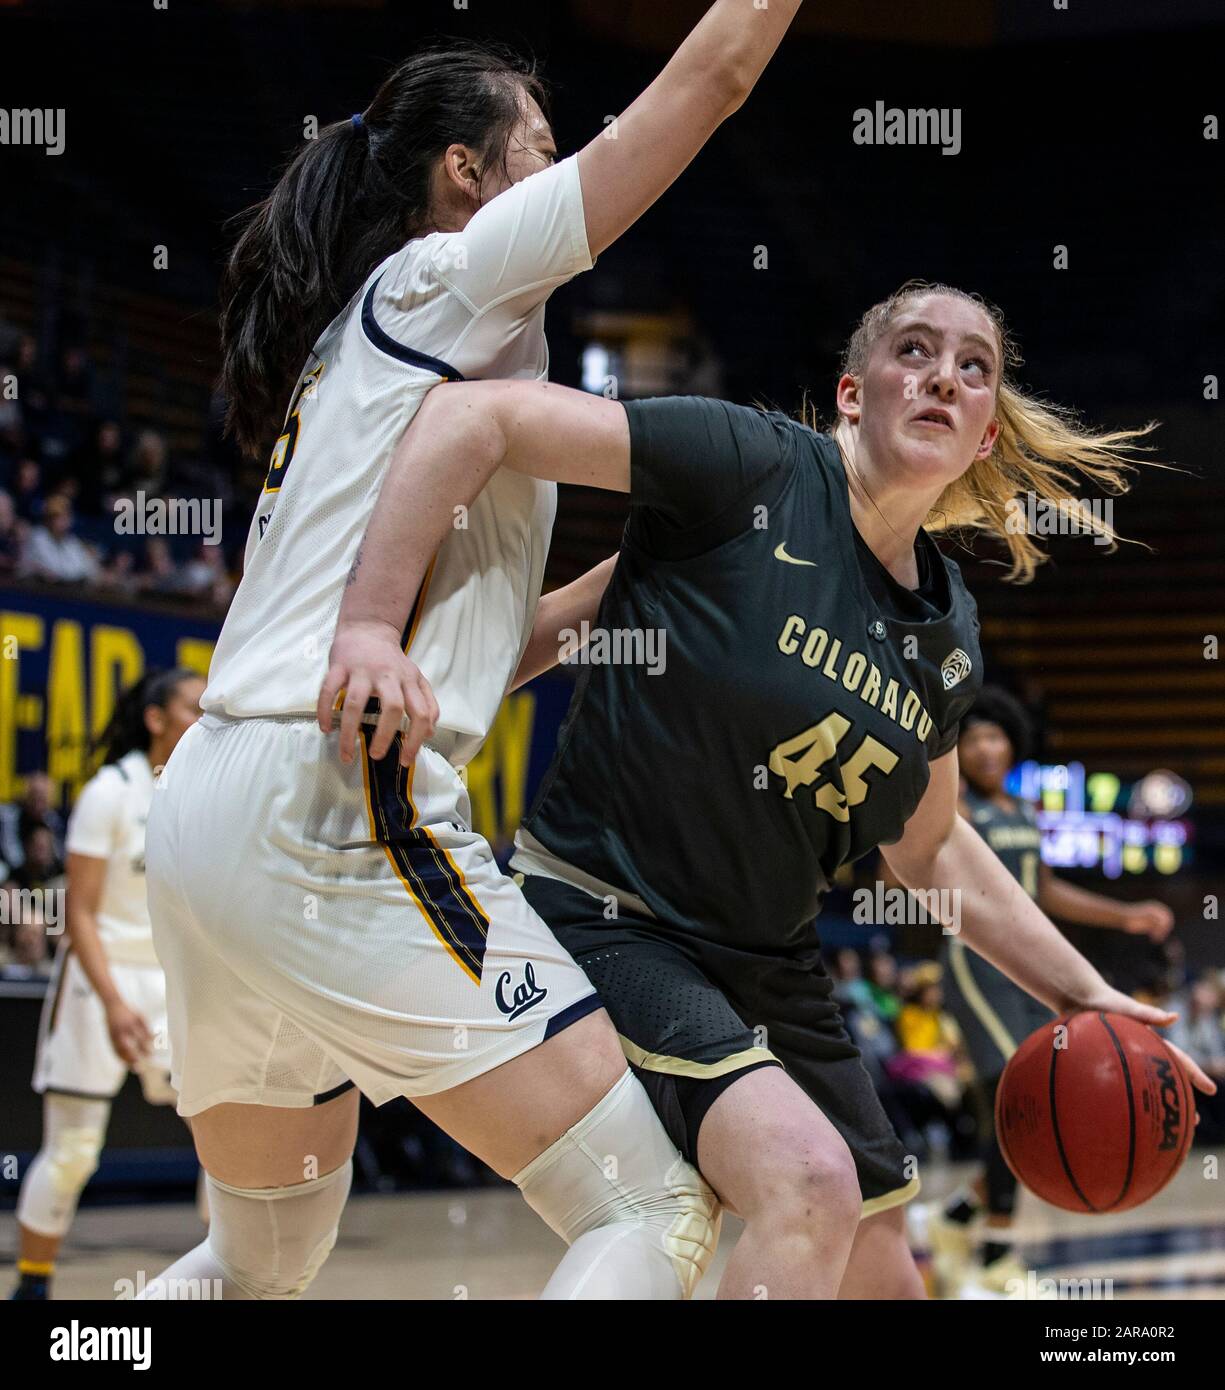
[96, 668, 199, 766]
[221, 39, 547, 461]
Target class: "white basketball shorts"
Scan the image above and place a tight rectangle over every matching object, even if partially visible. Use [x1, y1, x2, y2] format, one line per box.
[146, 714, 601, 1117]
[33, 944, 173, 1103]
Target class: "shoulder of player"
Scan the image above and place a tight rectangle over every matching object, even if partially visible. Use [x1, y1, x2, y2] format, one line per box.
[402, 159, 577, 291]
[66, 764, 125, 831]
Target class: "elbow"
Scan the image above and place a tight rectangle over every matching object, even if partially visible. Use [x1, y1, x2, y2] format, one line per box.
[710, 56, 755, 116]
[685, 49, 755, 120]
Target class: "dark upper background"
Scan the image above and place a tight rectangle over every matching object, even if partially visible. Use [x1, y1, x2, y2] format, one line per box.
[1, 0, 1223, 835]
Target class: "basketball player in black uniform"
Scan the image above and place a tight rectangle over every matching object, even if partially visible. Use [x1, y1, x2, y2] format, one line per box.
[929, 686, 1174, 1296]
[323, 284, 1215, 1299]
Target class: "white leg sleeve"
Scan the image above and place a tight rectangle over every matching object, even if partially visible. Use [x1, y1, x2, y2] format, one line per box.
[16, 1095, 111, 1238]
[513, 1070, 721, 1300]
[136, 1160, 352, 1301]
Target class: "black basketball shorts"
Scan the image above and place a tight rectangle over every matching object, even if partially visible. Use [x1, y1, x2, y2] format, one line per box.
[521, 873, 918, 1217]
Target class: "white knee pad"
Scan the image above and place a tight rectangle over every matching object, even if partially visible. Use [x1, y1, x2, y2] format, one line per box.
[16, 1096, 109, 1237]
[201, 1160, 352, 1300]
[514, 1070, 721, 1299]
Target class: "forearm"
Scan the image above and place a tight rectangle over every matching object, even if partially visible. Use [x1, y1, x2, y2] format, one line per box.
[339, 384, 628, 642]
[511, 555, 618, 692]
[511, 550, 617, 686]
[579, 1, 803, 256]
[901, 817, 1107, 1014]
[671, 0, 803, 107]
[66, 907, 120, 1007]
[1039, 873, 1131, 929]
[336, 386, 511, 636]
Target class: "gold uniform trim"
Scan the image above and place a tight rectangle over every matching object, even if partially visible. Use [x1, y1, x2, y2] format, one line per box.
[357, 729, 483, 986]
[948, 937, 1018, 1061]
[617, 1035, 779, 1080]
[860, 1173, 921, 1220]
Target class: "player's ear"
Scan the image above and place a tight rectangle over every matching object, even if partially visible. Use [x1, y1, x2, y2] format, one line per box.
[975, 416, 1001, 460]
[440, 143, 483, 203]
[144, 704, 166, 740]
[834, 372, 862, 423]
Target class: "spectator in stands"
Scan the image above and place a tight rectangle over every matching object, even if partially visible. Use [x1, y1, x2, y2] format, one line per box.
[0, 772, 65, 873]
[11, 456, 44, 522]
[0, 900, 56, 980]
[72, 418, 127, 515]
[99, 547, 139, 596]
[1167, 974, 1225, 1078]
[138, 537, 186, 596]
[889, 969, 965, 1101]
[863, 949, 903, 1025]
[0, 486, 23, 576]
[17, 772, 66, 855]
[831, 946, 873, 1014]
[12, 821, 64, 893]
[176, 539, 226, 602]
[18, 493, 101, 584]
[121, 428, 168, 500]
[36, 393, 88, 478]
[1166, 974, 1225, 1145]
[13, 334, 52, 433]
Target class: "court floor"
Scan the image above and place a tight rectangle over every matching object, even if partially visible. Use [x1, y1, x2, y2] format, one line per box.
[5, 1151, 1223, 1300]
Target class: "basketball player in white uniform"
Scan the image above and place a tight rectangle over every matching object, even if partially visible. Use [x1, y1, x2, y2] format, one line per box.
[142, 6, 804, 1301]
[11, 670, 203, 1300]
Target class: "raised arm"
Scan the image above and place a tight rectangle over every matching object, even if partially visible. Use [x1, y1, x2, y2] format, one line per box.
[317, 381, 629, 762]
[577, 0, 803, 257]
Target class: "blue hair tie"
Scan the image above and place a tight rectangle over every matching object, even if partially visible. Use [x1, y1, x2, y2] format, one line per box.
[351, 113, 364, 129]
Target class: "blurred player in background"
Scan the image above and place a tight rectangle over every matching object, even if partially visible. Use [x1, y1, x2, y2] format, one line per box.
[9, 669, 203, 1300]
[144, 4, 805, 1302]
[929, 685, 1174, 1297]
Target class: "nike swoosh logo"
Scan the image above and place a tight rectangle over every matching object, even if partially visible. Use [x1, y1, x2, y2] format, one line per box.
[774, 542, 817, 567]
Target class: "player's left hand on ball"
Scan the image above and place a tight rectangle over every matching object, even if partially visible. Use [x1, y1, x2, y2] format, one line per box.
[1123, 900, 1175, 941]
[317, 619, 440, 767]
[1076, 987, 1217, 1096]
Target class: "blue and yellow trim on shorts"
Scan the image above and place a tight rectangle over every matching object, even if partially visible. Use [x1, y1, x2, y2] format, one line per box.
[358, 738, 489, 986]
[353, 557, 490, 986]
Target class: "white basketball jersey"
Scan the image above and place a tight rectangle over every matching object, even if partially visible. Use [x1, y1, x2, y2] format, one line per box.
[203, 155, 593, 766]
[64, 750, 158, 966]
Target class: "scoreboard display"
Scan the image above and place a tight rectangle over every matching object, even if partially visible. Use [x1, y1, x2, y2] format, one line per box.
[1005, 762, 1193, 879]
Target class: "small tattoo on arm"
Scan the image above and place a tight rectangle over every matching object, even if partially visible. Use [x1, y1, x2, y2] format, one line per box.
[346, 540, 364, 588]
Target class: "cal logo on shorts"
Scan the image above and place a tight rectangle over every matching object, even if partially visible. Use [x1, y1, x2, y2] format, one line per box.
[495, 961, 548, 1020]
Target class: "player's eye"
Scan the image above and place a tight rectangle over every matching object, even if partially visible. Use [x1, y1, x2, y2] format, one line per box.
[962, 355, 992, 378]
[899, 337, 929, 358]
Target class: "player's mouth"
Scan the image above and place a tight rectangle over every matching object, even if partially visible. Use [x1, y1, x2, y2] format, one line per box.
[911, 408, 954, 430]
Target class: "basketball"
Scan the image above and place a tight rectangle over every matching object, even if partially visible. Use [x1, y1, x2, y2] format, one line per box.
[996, 1012, 1196, 1214]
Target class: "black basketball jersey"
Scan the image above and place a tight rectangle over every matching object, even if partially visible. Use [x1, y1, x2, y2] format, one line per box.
[517, 396, 984, 953]
[961, 786, 1042, 899]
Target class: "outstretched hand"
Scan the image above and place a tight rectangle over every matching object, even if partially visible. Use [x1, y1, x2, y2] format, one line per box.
[1071, 985, 1216, 1097]
[317, 619, 439, 766]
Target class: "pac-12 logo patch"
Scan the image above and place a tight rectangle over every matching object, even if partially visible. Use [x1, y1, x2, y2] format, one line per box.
[495, 961, 548, 1021]
[941, 648, 972, 690]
